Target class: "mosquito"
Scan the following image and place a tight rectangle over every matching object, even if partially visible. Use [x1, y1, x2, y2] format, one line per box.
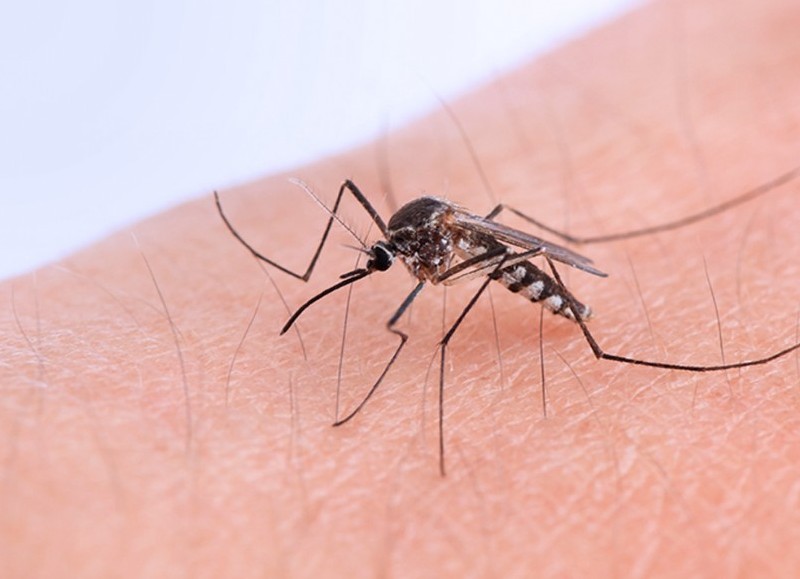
[214, 166, 800, 475]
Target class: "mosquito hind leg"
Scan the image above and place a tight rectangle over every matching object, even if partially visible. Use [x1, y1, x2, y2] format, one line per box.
[485, 166, 800, 245]
[544, 257, 800, 372]
[214, 179, 387, 281]
[483, 203, 577, 244]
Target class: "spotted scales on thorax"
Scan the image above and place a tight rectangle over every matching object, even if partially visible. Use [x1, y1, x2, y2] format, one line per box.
[384, 196, 593, 321]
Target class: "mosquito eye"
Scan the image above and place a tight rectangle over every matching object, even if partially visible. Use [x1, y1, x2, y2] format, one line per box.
[370, 244, 394, 271]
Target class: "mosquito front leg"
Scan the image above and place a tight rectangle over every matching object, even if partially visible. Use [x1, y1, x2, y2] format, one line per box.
[214, 179, 387, 281]
[485, 166, 800, 245]
[332, 281, 426, 427]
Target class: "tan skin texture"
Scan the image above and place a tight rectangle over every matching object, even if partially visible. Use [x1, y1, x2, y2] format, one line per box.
[3, 0, 800, 576]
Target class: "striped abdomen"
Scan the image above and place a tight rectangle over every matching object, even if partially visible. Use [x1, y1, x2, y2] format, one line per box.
[454, 234, 592, 321]
[489, 260, 591, 321]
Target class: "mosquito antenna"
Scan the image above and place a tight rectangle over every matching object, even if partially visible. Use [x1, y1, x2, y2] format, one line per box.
[289, 178, 370, 250]
[281, 269, 371, 334]
[342, 243, 372, 256]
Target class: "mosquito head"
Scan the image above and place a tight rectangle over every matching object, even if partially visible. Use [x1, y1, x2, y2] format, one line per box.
[367, 240, 396, 272]
[283, 241, 392, 335]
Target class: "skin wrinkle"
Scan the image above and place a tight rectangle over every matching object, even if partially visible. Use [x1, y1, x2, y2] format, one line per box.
[3, 0, 800, 576]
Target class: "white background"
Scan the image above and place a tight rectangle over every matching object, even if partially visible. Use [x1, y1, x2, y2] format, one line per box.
[0, 0, 637, 279]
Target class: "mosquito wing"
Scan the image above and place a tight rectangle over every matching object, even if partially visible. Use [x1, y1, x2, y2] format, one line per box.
[452, 209, 607, 277]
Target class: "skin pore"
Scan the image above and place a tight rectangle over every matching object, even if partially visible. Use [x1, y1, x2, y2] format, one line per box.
[3, 0, 800, 576]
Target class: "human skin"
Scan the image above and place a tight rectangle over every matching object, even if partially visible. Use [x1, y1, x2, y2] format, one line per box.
[3, 0, 800, 576]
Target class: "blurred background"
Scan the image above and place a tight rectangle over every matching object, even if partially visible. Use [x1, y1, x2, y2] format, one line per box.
[0, 0, 636, 279]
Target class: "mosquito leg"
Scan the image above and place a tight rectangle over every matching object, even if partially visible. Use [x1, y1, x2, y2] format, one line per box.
[436, 274, 496, 475]
[435, 249, 531, 475]
[485, 165, 800, 245]
[538, 305, 547, 419]
[437, 246, 508, 284]
[214, 179, 387, 281]
[544, 257, 800, 371]
[438, 246, 545, 286]
[332, 281, 426, 427]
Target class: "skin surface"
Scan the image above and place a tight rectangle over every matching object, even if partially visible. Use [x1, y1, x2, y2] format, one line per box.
[3, 0, 800, 576]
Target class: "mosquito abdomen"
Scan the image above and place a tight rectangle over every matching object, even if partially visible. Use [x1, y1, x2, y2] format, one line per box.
[491, 261, 591, 321]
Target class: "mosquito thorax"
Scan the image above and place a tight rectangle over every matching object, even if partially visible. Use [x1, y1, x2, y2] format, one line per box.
[386, 196, 456, 281]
